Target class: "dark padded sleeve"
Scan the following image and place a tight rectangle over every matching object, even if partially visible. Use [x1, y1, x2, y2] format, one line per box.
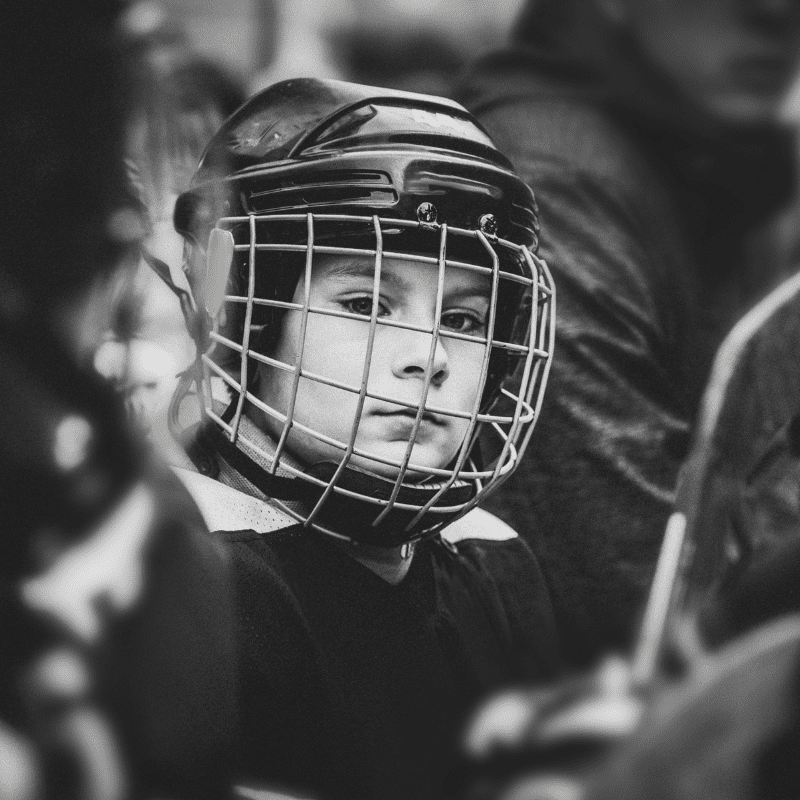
[455, 535, 564, 681]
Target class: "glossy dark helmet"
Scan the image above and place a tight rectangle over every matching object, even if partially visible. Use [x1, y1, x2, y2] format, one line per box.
[171, 78, 555, 547]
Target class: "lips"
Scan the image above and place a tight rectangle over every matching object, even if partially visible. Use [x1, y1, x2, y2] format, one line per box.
[373, 407, 446, 426]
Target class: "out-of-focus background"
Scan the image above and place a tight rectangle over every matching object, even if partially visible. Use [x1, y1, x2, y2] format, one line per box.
[137, 0, 524, 95]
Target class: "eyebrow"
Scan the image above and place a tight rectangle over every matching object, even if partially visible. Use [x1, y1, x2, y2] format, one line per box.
[318, 257, 492, 298]
[315, 258, 412, 294]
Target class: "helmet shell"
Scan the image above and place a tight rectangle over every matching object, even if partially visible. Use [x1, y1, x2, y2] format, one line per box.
[175, 78, 539, 250]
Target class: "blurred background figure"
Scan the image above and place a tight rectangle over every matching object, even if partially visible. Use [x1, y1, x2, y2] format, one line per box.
[135, 0, 525, 99]
[337, 0, 522, 93]
[249, 0, 353, 90]
[458, 0, 800, 668]
[250, 0, 523, 96]
[456, 267, 800, 800]
[95, 9, 244, 464]
[0, 0, 236, 797]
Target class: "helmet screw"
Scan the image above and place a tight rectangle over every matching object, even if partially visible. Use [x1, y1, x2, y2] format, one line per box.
[479, 213, 498, 237]
[417, 202, 438, 224]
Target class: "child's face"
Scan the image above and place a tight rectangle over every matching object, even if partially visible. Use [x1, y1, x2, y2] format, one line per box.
[257, 254, 491, 480]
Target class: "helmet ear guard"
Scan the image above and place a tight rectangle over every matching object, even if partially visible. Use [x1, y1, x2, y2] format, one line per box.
[204, 228, 235, 318]
[170, 79, 555, 547]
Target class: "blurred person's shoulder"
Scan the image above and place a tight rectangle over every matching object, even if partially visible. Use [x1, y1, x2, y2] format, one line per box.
[459, 49, 660, 201]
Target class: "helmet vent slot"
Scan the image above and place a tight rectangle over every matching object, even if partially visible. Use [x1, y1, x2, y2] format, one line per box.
[247, 184, 398, 213]
[248, 170, 392, 198]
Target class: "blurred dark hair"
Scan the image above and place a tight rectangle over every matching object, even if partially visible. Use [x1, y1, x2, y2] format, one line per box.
[512, 0, 613, 53]
[0, 0, 135, 314]
[0, 0, 141, 565]
[332, 27, 465, 96]
[123, 32, 246, 217]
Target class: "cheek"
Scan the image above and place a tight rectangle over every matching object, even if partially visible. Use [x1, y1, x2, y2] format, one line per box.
[289, 319, 369, 426]
[446, 343, 487, 410]
[269, 311, 367, 389]
[301, 318, 369, 381]
[256, 312, 301, 421]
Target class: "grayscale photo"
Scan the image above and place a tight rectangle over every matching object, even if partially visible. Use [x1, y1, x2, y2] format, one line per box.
[4, 1, 800, 799]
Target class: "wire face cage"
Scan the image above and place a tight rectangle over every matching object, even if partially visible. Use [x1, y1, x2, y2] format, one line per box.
[191, 211, 555, 543]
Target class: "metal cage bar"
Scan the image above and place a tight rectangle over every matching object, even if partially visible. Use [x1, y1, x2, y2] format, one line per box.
[371, 223, 449, 527]
[228, 214, 258, 443]
[305, 216, 385, 526]
[270, 214, 317, 472]
[404, 229, 503, 531]
[478, 250, 556, 507]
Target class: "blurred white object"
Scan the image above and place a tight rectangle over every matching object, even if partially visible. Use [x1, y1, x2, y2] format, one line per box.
[95, 327, 194, 467]
[249, 0, 354, 92]
[465, 656, 642, 760]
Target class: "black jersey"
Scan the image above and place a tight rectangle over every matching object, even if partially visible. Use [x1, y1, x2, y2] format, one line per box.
[221, 524, 560, 800]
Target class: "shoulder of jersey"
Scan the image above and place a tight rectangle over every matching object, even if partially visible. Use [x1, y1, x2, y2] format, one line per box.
[174, 466, 518, 542]
[440, 506, 518, 544]
[173, 466, 295, 533]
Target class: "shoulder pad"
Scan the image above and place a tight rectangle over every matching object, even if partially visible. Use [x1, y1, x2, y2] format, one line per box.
[172, 466, 295, 534]
[440, 507, 518, 544]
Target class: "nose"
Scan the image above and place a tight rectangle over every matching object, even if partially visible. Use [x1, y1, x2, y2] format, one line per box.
[391, 328, 450, 387]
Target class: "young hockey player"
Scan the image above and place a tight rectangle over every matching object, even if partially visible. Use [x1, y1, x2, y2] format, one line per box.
[170, 78, 559, 800]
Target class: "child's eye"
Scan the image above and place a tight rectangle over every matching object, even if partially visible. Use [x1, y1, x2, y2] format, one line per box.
[441, 310, 486, 334]
[342, 295, 387, 317]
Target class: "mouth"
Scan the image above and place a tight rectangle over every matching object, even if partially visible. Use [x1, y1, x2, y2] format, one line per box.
[372, 407, 447, 427]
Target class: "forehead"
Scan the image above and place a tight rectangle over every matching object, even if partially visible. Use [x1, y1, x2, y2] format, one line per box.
[310, 253, 492, 294]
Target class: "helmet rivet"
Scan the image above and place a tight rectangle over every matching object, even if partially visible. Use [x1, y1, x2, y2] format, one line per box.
[417, 202, 438, 224]
[479, 213, 498, 237]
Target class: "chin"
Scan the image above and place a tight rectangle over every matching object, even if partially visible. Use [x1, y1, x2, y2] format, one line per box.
[350, 443, 450, 483]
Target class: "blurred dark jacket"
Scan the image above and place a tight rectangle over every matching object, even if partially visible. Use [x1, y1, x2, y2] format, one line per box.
[459, 0, 795, 666]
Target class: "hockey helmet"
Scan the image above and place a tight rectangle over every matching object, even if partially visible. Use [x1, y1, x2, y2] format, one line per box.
[171, 78, 555, 546]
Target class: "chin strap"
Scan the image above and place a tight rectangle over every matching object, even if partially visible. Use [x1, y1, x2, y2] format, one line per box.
[303, 461, 476, 547]
[141, 249, 212, 351]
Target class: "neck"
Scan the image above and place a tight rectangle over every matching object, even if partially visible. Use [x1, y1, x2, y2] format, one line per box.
[332, 539, 416, 585]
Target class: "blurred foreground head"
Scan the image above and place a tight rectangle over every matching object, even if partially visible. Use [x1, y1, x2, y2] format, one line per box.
[0, 0, 140, 571]
[0, 0, 138, 323]
[516, 0, 800, 126]
[0, 9, 236, 800]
